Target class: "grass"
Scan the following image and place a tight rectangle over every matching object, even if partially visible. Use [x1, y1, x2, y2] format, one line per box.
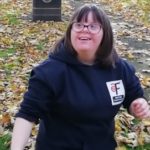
[0, 48, 16, 58]
[0, 133, 11, 150]
[36, 42, 45, 50]
[125, 143, 150, 150]
[5, 13, 20, 26]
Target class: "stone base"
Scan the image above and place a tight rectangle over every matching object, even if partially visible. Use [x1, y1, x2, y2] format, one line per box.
[32, 0, 61, 21]
[32, 8, 61, 21]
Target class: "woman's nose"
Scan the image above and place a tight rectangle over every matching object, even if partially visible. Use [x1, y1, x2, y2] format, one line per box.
[82, 26, 90, 33]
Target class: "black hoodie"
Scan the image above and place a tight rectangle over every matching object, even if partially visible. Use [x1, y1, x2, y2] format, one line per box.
[16, 43, 144, 150]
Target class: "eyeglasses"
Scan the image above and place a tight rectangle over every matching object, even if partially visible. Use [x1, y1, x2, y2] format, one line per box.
[72, 22, 102, 34]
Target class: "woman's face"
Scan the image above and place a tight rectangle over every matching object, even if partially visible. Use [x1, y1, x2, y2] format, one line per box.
[71, 12, 103, 63]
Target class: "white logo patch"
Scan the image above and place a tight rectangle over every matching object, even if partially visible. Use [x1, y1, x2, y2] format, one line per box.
[106, 80, 125, 106]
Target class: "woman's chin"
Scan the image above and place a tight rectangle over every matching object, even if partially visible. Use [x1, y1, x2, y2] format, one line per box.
[76, 48, 92, 53]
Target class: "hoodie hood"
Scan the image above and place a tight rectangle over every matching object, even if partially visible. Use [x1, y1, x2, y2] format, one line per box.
[49, 42, 83, 66]
[49, 41, 100, 67]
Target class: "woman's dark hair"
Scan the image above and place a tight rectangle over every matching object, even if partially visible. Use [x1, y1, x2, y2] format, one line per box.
[54, 4, 118, 67]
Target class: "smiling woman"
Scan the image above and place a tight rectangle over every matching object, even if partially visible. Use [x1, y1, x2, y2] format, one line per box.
[11, 3, 150, 150]
[70, 12, 103, 65]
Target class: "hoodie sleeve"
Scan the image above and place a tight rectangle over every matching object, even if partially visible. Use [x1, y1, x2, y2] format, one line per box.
[122, 60, 144, 110]
[16, 66, 54, 124]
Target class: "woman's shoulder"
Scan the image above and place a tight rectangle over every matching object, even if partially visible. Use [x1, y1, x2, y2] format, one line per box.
[32, 57, 67, 79]
[115, 58, 135, 74]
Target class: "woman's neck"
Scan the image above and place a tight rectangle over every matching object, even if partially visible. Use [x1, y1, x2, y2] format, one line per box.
[77, 54, 95, 65]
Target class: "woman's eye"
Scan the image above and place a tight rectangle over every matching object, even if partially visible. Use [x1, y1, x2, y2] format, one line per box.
[76, 23, 82, 27]
[90, 24, 96, 29]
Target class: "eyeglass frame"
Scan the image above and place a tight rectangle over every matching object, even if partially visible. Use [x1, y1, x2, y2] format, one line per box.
[71, 22, 102, 34]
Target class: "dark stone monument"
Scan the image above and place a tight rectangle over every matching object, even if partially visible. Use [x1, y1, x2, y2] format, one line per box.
[32, 0, 61, 21]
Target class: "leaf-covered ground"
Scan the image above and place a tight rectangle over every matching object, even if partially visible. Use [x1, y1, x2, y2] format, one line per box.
[0, 0, 150, 149]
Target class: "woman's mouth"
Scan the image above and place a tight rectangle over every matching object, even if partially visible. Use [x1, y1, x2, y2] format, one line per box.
[79, 37, 91, 41]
